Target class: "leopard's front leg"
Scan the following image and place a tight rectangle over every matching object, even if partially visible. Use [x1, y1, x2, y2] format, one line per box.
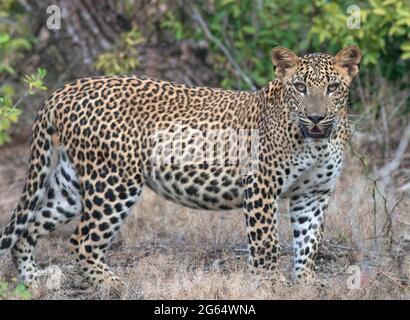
[243, 174, 279, 281]
[289, 190, 331, 280]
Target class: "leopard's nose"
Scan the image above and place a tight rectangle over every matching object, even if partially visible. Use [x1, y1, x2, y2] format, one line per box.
[307, 114, 325, 124]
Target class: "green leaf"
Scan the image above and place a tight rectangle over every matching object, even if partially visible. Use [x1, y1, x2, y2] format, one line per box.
[373, 7, 386, 15]
[0, 33, 10, 44]
[14, 283, 31, 300]
[0, 64, 16, 75]
[242, 26, 256, 34]
[400, 42, 410, 52]
[7, 108, 21, 122]
[37, 68, 47, 79]
[221, 0, 236, 6]
[9, 37, 31, 50]
[401, 51, 410, 60]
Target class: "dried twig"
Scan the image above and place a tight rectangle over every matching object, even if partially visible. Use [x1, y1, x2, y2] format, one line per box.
[388, 92, 410, 121]
[396, 219, 410, 226]
[12, 92, 29, 109]
[376, 268, 408, 288]
[348, 137, 406, 250]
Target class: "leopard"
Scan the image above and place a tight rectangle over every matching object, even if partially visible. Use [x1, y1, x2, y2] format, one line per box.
[0, 45, 361, 290]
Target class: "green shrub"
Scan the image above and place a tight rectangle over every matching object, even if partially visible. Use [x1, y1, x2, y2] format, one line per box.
[0, 0, 48, 145]
[0, 0, 32, 75]
[310, 0, 410, 82]
[0, 279, 31, 300]
[0, 68, 48, 144]
[95, 26, 145, 75]
[162, 0, 317, 89]
[161, 0, 410, 89]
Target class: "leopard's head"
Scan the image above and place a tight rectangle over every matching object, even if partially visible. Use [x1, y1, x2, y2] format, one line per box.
[271, 46, 362, 139]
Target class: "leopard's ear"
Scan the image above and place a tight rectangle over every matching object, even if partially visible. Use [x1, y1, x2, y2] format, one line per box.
[271, 47, 299, 80]
[334, 46, 362, 81]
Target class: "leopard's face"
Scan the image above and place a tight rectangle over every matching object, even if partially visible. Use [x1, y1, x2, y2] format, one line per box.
[272, 46, 362, 139]
[285, 54, 350, 139]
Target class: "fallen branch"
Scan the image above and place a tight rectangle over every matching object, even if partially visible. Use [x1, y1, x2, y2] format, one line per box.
[376, 268, 408, 289]
[378, 121, 410, 183]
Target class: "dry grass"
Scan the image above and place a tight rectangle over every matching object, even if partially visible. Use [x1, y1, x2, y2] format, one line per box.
[0, 140, 409, 300]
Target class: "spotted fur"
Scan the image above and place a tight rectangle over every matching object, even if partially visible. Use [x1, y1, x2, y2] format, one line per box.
[0, 46, 361, 288]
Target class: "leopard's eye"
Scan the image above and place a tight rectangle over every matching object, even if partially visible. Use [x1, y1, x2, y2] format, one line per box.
[294, 82, 307, 94]
[327, 82, 340, 94]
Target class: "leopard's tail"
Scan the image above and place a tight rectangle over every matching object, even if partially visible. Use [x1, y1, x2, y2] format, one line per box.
[0, 105, 55, 256]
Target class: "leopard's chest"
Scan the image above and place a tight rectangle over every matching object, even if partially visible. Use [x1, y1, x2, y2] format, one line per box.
[280, 141, 344, 198]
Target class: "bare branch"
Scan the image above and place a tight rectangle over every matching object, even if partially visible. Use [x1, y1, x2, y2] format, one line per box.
[187, 4, 256, 90]
[378, 121, 410, 183]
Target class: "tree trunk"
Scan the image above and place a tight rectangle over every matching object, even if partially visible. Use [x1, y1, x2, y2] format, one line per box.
[28, 0, 130, 65]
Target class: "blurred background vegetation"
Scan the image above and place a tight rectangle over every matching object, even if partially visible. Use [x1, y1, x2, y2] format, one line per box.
[0, 0, 409, 173]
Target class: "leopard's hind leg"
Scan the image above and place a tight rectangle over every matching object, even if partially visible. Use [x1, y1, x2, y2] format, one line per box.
[68, 168, 143, 289]
[11, 149, 82, 284]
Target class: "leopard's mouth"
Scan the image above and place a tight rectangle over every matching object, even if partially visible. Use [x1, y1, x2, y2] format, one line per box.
[300, 124, 331, 139]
